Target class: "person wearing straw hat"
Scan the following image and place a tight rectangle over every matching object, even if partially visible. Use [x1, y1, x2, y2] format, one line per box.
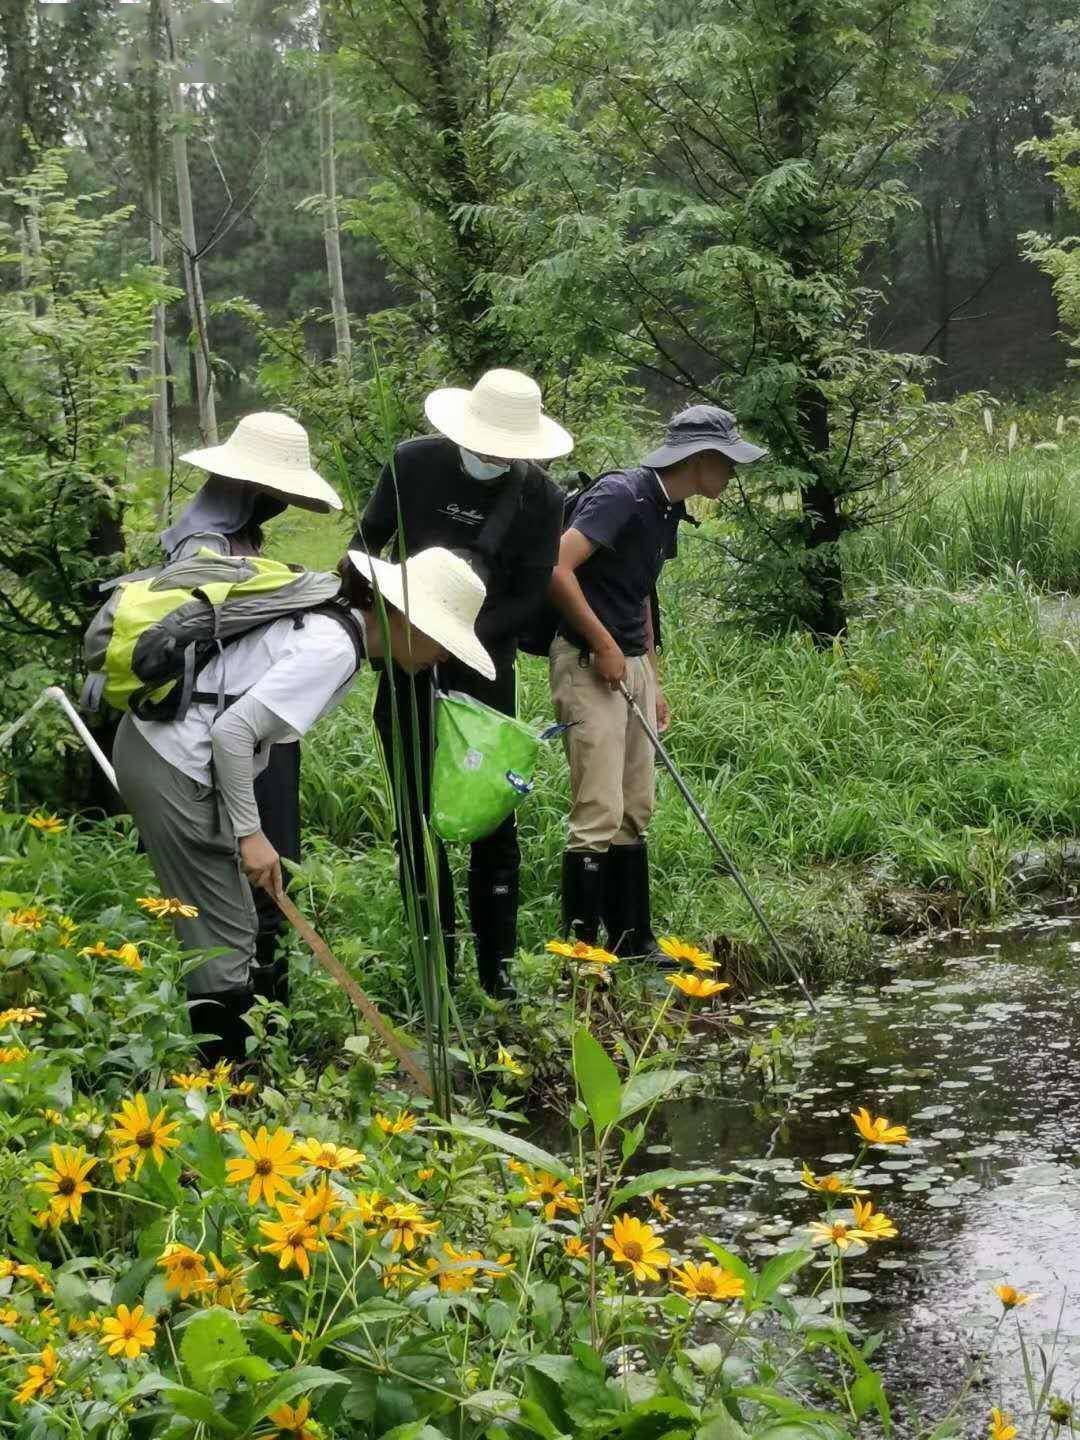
[356, 369, 572, 1000]
[549, 404, 767, 959]
[162, 412, 343, 1011]
[113, 546, 494, 1064]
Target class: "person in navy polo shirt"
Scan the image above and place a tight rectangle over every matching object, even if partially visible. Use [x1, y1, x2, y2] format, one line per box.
[548, 405, 768, 958]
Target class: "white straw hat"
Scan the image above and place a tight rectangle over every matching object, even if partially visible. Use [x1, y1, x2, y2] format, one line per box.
[346, 546, 496, 680]
[179, 412, 342, 513]
[424, 369, 574, 460]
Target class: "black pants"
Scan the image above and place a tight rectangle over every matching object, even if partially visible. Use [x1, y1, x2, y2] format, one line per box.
[374, 656, 521, 974]
[252, 741, 302, 949]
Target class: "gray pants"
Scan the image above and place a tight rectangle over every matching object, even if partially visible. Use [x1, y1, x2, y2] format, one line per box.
[114, 715, 256, 995]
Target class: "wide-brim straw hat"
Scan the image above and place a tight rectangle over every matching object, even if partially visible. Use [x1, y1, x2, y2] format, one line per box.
[424, 368, 574, 460]
[346, 545, 496, 681]
[179, 412, 342, 513]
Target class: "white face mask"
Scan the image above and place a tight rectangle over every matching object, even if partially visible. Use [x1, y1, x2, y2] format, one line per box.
[459, 446, 510, 482]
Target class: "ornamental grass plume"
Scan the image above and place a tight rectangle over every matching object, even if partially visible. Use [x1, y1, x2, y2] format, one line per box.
[225, 1126, 304, 1207]
[657, 936, 718, 971]
[604, 1214, 669, 1282]
[801, 1163, 866, 1196]
[34, 1145, 95, 1225]
[851, 1106, 909, 1146]
[108, 1094, 181, 1178]
[670, 1260, 745, 1301]
[99, 1303, 157, 1359]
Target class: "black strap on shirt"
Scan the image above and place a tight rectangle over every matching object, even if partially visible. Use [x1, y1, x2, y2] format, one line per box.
[461, 461, 527, 585]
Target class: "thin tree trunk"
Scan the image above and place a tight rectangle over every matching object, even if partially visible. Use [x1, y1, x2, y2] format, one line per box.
[318, 38, 351, 367]
[163, 0, 217, 444]
[147, 0, 171, 476]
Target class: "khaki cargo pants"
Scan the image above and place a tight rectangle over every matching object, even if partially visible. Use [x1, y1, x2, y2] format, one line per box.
[550, 636, 657, 851]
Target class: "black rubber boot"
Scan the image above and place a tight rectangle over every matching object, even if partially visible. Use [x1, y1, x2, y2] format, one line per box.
[561, 850, 605, 945]
[188, 989, 255, 1067]
[470, 867, 519, 1000]
[251, 931, 289, 1008]
[603, 843, 664, 961]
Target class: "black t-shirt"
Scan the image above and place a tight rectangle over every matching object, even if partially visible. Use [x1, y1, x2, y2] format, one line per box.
[563, 466, 686, 656]
[356, 436, 564, 659]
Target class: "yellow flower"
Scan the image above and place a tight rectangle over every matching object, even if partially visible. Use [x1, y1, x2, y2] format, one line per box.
[0, 1007, 44, 1026]
[851, 1107, 909, 1146]
[268, 1397, 319, 1440]
[12, 1263, 52, 1294]
[68, 1311, 101, 1335]
[172, 1071, 210, 1092]
[416, 1167, 435, 1182]
[200, 1254, 249, 1311]
[852, 1197, 898, 1241]
[108, 1095, 181, 1178]
[79, 940, 113, 958]
[425, 1241, 485, 1294]
[34, 1145, 95, 1224]
[231, 1079, 256, 1098]
[808, 1220, 872, 1251]
[381, 1259, 427, 1289]
[658, 937, 718, 971]
[39, 1108, 63, 1126]
[995, 1283, 1039, 1310]
[56, 916, 77, 947]
[495, 1045, 524, 1077]
[380, 1201, 439, 1253]
[137, 896, 199, 919]
[158, 1243, 208, 1298]
[15, 1344, 60, 1404]
[0, 1045, 29, 1062]
[666, 972, 730, 1000]
[298, 1138, 366, 1173]
[546, 939, 600, 960]
[259, 1205, 325, 1278]
[27, 814, 64, 836]
[209, 1110, 238, 1134]
[564, 1236, 589, 1260]
[114, 943, 143, 972]
[800, 1163, 866, 1197]
[5, 907, 47, 931]
[225, 1126, 303, 1207]
[670, 1260, 745, 1301]
[990, 1409, 1017, 1440]
[353, 1189, 390, 1228]
[99, 1303, 157, 1360]
[648, 1193, 673, 1222]
[603, 1214, 669, 1282]
[525, 1171, 582, 1221]
[374, 1110, 417, 1136]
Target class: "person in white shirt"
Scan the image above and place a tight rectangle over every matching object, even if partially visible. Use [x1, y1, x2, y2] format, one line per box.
[113, 546, 495, 1064]
[161, 412, 343, 1009]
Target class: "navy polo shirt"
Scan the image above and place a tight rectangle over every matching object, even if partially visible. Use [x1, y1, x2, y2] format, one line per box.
[561, 466, 686, 656]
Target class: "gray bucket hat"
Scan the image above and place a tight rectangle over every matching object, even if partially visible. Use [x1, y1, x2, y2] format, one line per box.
[642, 404, 769, 469]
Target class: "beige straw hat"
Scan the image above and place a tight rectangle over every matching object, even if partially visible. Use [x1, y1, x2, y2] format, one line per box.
[346, 546, 496, 680]
[424, 369, 574, 460]
[179, 412, 342, 513]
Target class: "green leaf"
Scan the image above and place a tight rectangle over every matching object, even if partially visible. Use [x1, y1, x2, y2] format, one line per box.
[700, 1240, 753, 1286]
[443, 1120, 571, 1180]
[753, 1248, 813, 1303]
[609, 1168, 741, 1210]
[696, 1407, 751, 1440]
[110, 1254, 157, 1309]
[617, 1069, 692, 1122]
[191, 1119, 227, 1189]
[573, 1027, 621, 1131]
[161, 1385, 239, 1434]
[180, 1308, 249, 1391]
[250, 1365, 349, 1424]
[850, 1372, 890, 1432]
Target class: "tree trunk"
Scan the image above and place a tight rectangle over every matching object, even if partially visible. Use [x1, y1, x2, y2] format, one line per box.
[931, 197, 949, 365]
[163, 0, 217, 445]
[147, 0, 172, 477]
[318, 12, 352, 369]
[776, 0, 845, 639]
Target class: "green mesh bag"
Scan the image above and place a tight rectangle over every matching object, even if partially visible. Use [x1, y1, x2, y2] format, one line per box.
[431, 691, 559, 843]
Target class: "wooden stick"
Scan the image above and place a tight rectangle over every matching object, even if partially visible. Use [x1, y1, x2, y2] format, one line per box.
[273, 891, 432, 1097]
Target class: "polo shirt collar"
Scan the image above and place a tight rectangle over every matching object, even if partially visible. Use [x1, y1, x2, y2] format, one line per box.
[645, 466, 672, 505]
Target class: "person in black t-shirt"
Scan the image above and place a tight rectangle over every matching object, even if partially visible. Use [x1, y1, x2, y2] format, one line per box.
[549, 405, 768, 959]
[356, 369, 571, 999]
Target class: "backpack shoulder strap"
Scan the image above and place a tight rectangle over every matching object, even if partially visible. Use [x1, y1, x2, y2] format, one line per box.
[470, 461, 528, 567]
[309, 599, 367, 673]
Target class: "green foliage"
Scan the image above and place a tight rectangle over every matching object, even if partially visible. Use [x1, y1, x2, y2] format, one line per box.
[1022, 118, 1080, 363]
[0, 151, 176, 702]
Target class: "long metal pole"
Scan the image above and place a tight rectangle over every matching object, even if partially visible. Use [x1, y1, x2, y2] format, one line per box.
[620, 682, 817, 1013]
[0, 687, 118, 793]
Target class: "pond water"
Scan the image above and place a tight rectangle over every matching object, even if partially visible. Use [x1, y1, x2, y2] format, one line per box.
[603, 908, 1080, 1424]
